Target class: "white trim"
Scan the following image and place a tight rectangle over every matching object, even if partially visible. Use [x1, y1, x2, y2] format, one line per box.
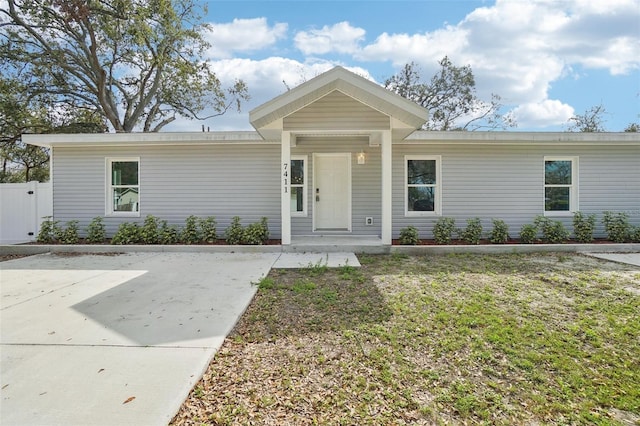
[105, 157, 140, 218]
[290, 155, 308, 217]
[543, 156, 578, 216]
[405, 155, 442, 217]
[381, 130, 392, 244]
[281, 132, 291, 245]
[402, 131, 640, 146]
[312, 153, 352, 232]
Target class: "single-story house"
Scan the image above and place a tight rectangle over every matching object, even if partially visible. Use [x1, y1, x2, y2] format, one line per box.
[24, 67, 640, 246]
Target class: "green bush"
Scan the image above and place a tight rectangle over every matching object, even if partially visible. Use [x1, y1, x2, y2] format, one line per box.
[239, 217, 269, 245]
[159, 220, 179, 244]
[630, 226, 640, 243]
[56, 220, 79, 244]
[572, 211, 596, 243]
[199, 216, 218, 243]
[140, 215, 160, 244]
[460, 218, 483, 245]
[86, 217, 106, 243]
[519, 224, 538, 244]
[37, 216, 60, 243]
[398, 225, 420, 245]
[225, 216, 244, 245]
[111, 222, 141, 245]
[433, 217, 456, 245]
[181, 215, 201, 244]
[602, 211, 630, 243]
[534, 216, 570, 244]
[489, 219, 509, 244]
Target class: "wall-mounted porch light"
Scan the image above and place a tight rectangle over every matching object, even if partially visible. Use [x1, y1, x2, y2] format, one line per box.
[357, 150, 366, 165]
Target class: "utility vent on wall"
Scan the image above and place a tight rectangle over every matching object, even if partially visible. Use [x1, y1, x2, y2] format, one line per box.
[365, 217, 374, 226]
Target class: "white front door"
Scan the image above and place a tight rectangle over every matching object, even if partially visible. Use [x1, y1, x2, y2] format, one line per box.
[313, 153, 351, 231]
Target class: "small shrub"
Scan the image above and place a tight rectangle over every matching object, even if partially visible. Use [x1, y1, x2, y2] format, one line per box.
[519, 224, 538, 244]
[199, 216, 218, 243]
[630, 226, 640, 243]
[602, 211, 630, 243]
[37, 216, 60, 243]
[433, 217, 456, 244]
[242, 217, 270, 245]
[398, 225, 420, 245]
[57, 220, 79, 244]
[460, 218, 483, 245]
[534, 216, 570, 244]
[225, 216, 244, 245]
[181, 215, 201, 244]
[86, 217, 106, 243]
[489, 219, 509, 244]
[111, 222, 141, 245]
[140, 215, 160, 244]
[572, 211, 596, 243]
[159, 220, 179, 245]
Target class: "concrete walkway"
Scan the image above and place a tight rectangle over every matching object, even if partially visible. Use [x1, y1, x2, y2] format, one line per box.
[1, 252, 280, 426]
[584, 252, 640, 267]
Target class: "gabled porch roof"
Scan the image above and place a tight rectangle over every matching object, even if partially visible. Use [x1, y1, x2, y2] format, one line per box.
[249, 66, 429, 140]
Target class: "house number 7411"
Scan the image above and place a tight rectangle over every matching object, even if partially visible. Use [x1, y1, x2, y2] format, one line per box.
[283, 162, 288, 193]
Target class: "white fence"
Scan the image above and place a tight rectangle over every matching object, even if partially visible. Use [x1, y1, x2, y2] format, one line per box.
[0, 181, 52, 244]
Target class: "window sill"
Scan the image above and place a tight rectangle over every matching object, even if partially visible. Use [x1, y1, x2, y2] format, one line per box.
[406, 212, 441, 218]
[106, 212, 141, 218]
[543, 211, 574, 217]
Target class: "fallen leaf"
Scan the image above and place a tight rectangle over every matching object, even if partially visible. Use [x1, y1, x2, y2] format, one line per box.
[123, 396, 136, 404]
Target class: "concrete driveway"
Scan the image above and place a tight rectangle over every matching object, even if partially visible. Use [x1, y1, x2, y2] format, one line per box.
[1, 252, 279, 426]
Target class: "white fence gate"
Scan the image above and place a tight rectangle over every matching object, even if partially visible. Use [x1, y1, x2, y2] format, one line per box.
[0, 181, 52, 244]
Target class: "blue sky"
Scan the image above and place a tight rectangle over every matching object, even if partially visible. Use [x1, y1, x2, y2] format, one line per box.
[168, 0, 640, 132]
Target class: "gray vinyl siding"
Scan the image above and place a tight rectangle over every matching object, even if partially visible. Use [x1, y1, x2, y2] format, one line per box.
[392, 144, 640, 240]
[291, 137, 382, 236]
[51, 144, 281, 238]
[284, 90, 390, 131]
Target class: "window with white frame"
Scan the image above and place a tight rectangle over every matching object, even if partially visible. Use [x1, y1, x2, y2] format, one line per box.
[405, 155, 441, 216]
[107, 158, 140, 216]
[290, 156, 307, 216]
[544, 157, 577, 214]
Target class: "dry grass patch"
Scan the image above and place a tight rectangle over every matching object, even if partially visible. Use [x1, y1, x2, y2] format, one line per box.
[172, 253, 640, 425]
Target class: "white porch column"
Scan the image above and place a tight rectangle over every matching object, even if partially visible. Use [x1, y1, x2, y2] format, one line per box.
[281, 131, 292, 245]
[381, 130, 392, 245]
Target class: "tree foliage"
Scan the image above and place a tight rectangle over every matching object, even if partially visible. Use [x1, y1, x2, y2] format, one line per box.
[0, 75, 106, 182]
[566, 104, 607, 132]
[0, 0, 249, 133]
[385, 58, 516, 131]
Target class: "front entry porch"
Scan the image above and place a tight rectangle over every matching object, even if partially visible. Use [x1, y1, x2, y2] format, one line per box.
[285, 235, 388, 254]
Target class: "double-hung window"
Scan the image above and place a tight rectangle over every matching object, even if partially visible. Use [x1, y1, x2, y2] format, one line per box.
[290, 156, 307, 216]
[405, 155, 441, 216]
[544, 157, 577, 214]
[107, 158, 140, 216]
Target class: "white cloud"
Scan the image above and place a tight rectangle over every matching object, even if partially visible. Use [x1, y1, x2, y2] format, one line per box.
[294, 22, 366, 55]
[205, 18, 287, 59]
[165, 58, 375, 132]
[512, 100, 575, 128]
[353, 0, 639, 128]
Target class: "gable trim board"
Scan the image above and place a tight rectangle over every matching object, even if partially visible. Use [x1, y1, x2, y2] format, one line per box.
[22, 67, 640, 245]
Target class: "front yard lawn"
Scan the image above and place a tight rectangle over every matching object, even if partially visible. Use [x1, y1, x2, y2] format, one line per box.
[172, 253, 640, 425]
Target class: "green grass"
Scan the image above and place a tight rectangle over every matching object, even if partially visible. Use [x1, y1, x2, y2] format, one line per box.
[173, 253, 640, 425]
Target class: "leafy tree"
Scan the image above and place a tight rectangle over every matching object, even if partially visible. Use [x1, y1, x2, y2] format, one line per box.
[624, 122, 639, 132]
[384, 58, 516, 131]
[566, 104, 607, 132]
[0, 76, 106, 182]
[0, 0, 249, 133]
